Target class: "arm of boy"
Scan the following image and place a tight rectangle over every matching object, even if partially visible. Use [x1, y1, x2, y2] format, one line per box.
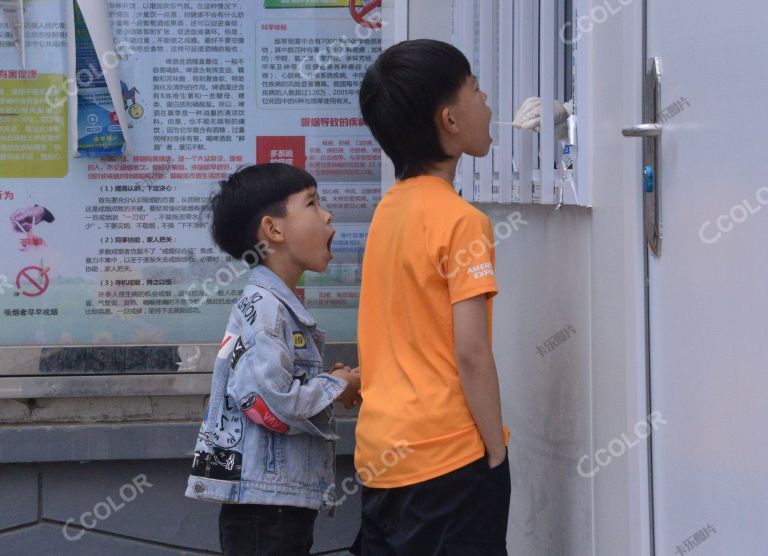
[227, 330, 360, 438]
[453, 294, 507, 468]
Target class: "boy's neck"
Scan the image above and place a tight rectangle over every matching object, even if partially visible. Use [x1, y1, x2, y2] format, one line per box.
[262, 257, 303, 293]
[420, 155, 460, 185]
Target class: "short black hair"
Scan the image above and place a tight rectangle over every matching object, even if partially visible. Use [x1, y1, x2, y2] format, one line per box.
[359, 39, 472, 180]
[209, 163, 316, 264]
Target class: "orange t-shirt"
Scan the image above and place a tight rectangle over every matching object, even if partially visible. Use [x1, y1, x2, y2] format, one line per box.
[355, 175, 501, 488]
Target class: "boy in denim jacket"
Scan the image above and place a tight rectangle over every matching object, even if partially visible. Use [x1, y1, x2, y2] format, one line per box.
[185, 163, 361, 555]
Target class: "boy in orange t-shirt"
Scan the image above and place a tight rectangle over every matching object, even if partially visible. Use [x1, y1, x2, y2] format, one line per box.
[353, 40, 511, 555]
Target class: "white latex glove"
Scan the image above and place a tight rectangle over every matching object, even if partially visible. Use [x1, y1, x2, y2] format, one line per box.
[511, 97, 573, 139]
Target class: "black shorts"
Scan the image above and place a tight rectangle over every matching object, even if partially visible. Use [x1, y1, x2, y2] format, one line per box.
[353, 450, 511, 556]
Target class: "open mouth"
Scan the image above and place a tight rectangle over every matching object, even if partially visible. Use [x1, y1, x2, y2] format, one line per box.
[327, 231, 335, 253]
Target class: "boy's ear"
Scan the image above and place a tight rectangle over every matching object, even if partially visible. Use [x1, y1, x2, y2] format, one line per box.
[437, 105, 460, 136]
[259, 215, 285, 245]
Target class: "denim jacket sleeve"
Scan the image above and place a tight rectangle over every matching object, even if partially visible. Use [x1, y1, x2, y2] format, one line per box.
[226, 325, 348, 439]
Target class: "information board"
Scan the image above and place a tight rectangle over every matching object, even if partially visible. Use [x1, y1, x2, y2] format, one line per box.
[0, 0, 387, 346]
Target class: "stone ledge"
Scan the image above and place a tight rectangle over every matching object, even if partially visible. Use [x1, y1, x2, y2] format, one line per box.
[0, 418, 357, 463]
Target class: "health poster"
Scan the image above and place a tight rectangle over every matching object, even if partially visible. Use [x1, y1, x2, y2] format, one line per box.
[0, 0, 386, 346]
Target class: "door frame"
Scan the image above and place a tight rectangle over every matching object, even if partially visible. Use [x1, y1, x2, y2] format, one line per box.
[587, 0, 654, 554]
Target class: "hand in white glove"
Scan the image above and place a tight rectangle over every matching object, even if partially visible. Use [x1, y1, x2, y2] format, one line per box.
[511, 97, 573, 139]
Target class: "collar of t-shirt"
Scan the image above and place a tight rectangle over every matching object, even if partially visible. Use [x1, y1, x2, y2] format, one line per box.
[393, 175, 456, 192]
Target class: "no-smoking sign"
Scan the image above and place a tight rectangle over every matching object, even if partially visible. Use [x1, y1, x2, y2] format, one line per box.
[15, 265, 50, 297]
[349, 0, 382, 29]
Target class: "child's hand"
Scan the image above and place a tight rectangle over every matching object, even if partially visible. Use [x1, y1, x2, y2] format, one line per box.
[487, 446, 507, 469]
[330, 366, 362, 409]
[330, 362, 358, 373]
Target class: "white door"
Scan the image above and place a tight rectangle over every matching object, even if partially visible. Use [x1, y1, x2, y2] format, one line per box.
[646, 1, 768, 554]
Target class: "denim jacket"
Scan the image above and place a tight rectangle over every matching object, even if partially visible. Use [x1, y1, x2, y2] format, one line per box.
[185, 265, 347, 511]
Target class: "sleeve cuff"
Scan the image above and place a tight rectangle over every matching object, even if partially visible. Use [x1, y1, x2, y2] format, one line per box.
[321, 373, 348, 400]
[450, 285, 499, 305]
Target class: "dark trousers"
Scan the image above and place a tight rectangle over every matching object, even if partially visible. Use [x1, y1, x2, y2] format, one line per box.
[219, 503, 318, 556]
[355, 451, 511, 556]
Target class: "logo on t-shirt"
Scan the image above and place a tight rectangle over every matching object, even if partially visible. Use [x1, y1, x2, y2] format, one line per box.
[467, 262, 495, 280]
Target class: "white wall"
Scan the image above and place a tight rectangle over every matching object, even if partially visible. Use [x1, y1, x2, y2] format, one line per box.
[484, 203, 593, 555]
